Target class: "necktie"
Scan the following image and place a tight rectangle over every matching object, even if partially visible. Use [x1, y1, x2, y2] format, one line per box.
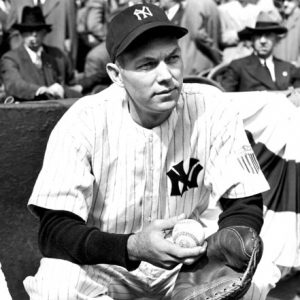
[263, 60, 272, 80]
[35, 52, 42, 68]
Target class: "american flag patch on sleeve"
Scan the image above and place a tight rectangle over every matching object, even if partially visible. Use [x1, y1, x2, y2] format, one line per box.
[237, 145, 260, 174]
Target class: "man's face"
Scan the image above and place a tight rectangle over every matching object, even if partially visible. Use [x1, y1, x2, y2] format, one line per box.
[281, 0, 298, 16]
[22, 29, 47, 51]
[252, 32, 277, 59]
[117, 36, 183, 127]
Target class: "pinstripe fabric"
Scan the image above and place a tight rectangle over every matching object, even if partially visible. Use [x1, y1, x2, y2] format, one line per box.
[0, 263, 12, 300]
[25, 83, 269, 299]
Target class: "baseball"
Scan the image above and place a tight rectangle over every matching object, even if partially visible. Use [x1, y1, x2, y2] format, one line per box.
[172, 219, 205, 248]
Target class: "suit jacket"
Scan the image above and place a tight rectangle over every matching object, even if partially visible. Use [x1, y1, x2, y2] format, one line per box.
[220, 53, 300, 92]
[6, 0, 78, 65]
[0, 44, 75, 101]
[179, 0, 222, 76]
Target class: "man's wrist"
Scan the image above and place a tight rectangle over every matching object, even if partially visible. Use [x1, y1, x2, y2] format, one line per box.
[126, 233, 141, 270]
[127, 233, 139, 261]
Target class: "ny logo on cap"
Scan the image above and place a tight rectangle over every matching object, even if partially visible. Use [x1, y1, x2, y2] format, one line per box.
[133, 6, 153, 21]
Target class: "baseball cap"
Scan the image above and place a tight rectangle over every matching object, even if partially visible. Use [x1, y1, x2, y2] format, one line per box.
[106, 3, 188, 62]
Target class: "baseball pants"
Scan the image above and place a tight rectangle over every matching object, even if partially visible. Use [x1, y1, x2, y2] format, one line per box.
[24, 253, 282, 300]
[0, 263, 12, 300]
[24, 258, 180, 300]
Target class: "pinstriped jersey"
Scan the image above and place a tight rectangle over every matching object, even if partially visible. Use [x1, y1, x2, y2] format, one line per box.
[29, 83, 269, 238]
[28, 83, 269, 291]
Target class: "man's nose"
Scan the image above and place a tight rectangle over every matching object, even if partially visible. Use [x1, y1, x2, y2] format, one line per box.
[259, 35, 268, 43]
[156, 61, 172, 82]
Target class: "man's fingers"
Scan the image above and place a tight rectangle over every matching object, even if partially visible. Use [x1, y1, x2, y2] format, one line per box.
[179, 242, 208, 265]
[168, 240, 207, 259]
[154, 214, 186, 231]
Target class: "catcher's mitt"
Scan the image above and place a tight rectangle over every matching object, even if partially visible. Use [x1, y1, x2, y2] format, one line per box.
[172, 226, 263, 300]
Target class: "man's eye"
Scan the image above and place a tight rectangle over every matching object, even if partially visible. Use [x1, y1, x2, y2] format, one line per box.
[167, 55, 180, 64]
[138, 62, 156, 70]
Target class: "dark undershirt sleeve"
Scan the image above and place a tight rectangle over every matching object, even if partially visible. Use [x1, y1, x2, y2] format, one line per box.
[36, 194, 262, 268]
[218, 193, 264, 234]
[37, 207, 140, 271]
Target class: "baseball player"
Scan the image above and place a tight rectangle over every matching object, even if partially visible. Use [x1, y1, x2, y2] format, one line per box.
[24, 3, 272, 300]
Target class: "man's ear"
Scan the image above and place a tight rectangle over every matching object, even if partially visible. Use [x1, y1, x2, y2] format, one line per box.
[106, 63, 124, 87]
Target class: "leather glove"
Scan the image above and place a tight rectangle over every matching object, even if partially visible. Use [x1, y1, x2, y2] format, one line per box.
[172, 226, 263, 300]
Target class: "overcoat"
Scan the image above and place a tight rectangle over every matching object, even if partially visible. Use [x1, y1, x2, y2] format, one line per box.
[179, 0, 222, 76]
[0, 44, 74, 100]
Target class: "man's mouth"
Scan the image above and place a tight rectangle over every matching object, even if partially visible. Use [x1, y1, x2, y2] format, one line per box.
[156, 87, 176, 95]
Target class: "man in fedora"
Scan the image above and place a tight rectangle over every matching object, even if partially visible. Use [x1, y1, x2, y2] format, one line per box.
[0, 6, 83, 101]
[220, 10, 300, 92]
[5, 0, 78, 67]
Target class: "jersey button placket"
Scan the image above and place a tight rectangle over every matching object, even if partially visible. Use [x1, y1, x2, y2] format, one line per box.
[143, 134, 154, 224]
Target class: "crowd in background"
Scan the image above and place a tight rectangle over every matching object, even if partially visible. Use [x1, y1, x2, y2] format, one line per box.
[0, 0, 299, 102]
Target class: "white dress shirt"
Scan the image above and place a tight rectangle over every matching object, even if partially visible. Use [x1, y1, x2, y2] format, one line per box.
[260, 56, 276, 82]
[25, 45, 43, 68]
[33, 0, 46, 5]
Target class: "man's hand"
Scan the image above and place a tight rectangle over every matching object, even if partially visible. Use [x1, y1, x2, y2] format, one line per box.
[172, 226, 263, 300]
[68, 84, 83, 94]
[127, 214, 207, 270]
[36, 84, 65, 99]
[48, 83, 64, 99]
[36, 86, 51, 96]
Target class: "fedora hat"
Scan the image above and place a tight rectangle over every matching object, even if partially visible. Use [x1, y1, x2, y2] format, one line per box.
[238, 11, 287, 40]
[13, 6, 52, 33]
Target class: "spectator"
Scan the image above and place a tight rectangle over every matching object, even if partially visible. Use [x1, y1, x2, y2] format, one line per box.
[0, 0, 11, 101]
[76, 0, 108, 72]
[23, 3, 269, 300]
[76, 0, 118, 89]
[6, 0, 78, 67]
[0, 0, 11, 57]
[0, 6, 81, 101]
[220, 11, 300, 91]
[218, 0, 261, 63]
[178, 0, 223, 76]
[273, 0, 300, 67]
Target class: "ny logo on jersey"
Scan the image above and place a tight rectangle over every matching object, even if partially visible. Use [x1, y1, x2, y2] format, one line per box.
[133, 6, 153, 21]
[167, 158, 202, 196]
